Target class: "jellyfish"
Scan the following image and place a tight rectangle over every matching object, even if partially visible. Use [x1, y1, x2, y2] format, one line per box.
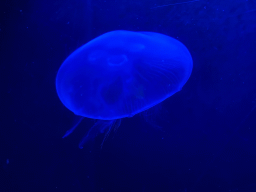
[56, 30, 193, 148]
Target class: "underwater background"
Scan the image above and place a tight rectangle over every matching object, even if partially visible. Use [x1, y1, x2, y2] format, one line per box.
[1, 0, 256, 191]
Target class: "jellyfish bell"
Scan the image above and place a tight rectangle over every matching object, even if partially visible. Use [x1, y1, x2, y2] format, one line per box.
[56, 30, 193, 148]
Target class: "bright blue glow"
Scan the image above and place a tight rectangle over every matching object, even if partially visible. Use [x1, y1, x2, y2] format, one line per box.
[56, 30, 193, 120]
[56, 30, 193, 147]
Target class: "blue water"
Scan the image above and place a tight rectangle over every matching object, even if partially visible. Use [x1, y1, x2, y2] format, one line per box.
[1, 0, 256, 191]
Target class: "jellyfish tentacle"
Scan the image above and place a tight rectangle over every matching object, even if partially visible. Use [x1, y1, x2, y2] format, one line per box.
[62, 116, 84, 138]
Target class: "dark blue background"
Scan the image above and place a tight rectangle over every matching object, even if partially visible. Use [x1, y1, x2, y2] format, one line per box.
[1, 0, 256, 191]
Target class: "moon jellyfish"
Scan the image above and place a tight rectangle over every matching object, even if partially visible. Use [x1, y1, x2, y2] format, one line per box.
[56, 30, 193, 148]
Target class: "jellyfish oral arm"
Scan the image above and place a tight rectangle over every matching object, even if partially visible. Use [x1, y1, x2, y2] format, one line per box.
[79, 119, 121, 149]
